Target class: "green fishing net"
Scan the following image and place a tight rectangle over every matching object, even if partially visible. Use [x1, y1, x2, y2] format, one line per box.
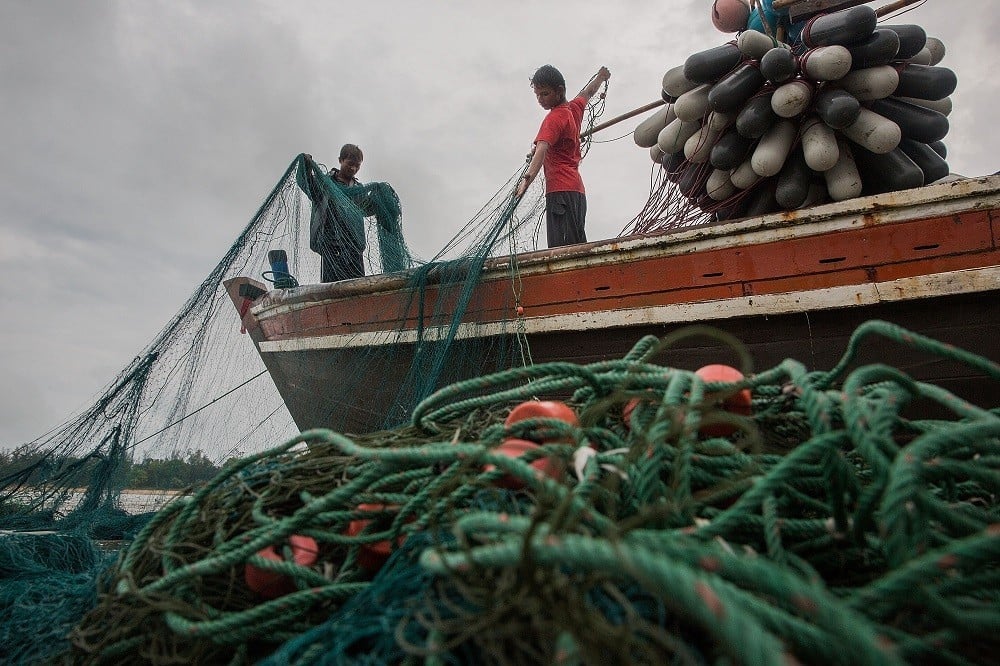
[49, 322, 1000, 665]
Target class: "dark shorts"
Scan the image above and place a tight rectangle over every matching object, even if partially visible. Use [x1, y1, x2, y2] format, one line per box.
[319, 242, 364, 282]
[545, 191, 587, 248]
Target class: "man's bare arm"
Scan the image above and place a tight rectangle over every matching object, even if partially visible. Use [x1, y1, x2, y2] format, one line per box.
[579, 66, 611, 100]
[515, 141, 549, 198]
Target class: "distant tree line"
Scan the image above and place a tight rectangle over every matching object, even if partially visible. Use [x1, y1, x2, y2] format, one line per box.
[0, 447, 230, 490]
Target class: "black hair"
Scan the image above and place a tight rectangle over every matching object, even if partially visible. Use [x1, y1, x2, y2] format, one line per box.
[339, 143, 363, 161]
[530, 64, 565, 89]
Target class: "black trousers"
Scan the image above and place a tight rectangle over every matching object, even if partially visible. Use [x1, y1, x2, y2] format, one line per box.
[319, 242, 364, 282]
[545, 191, 587, 248]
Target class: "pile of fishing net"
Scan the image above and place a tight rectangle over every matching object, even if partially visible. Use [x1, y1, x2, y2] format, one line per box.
[0, 533, 116, 665]
[627, 2, 955, 234]
[48, 320, 999, 665]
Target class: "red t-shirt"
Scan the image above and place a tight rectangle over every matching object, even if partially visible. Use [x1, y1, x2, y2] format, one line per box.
[534, 95, 587, 194]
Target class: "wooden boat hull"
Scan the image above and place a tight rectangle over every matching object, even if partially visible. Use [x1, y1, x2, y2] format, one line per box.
[227, 176, 1000, 434]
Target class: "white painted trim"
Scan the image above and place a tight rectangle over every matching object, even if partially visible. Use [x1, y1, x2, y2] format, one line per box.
[259, 266, 1000, 354]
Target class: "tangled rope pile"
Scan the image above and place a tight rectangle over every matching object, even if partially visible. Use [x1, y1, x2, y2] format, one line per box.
[59, 320, 999, 665]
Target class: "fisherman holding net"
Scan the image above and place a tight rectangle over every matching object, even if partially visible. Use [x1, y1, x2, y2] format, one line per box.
[515, 64, 611, 248]
[297, 144, 372, 282]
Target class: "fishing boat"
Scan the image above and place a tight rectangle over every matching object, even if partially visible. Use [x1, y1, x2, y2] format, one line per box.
[26, 4, 1000, 661]
[226, 173, 1000, 434]
[225, 0, 997, 434]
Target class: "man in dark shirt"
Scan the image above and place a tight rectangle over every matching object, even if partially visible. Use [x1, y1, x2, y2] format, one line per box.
[303, 144, 368, 282]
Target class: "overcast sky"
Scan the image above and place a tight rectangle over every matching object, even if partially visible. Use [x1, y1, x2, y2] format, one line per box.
[1, 0, 996, 449]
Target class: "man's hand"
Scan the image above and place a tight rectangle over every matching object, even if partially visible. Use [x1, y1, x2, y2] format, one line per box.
[515, 176, 529, 198]
[581, 67, 611, 100]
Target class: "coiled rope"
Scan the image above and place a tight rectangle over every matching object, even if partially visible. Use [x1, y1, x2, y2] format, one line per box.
[61, 320, 998, 665]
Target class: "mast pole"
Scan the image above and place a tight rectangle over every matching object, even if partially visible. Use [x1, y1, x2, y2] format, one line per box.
[580, 99, 665, 140]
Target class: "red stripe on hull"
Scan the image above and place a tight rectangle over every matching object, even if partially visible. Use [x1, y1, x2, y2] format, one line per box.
[258, 209, 997, 341]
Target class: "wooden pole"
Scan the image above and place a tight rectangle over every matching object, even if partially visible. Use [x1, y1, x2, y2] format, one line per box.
[749, 0, 775, 38]
[773, 0, 866, 9]
[580, 99, 665, 139]
[874, 0, 925, 17]
[773, 0, 926, 19]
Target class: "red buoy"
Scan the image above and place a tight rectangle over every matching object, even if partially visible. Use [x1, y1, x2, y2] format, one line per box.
[346, 503, 406, 574]
[695, 364, 752, 436]
[504, 400, 578, 443]
[244, 534, 319, 599]
[485, 438, 563, 489]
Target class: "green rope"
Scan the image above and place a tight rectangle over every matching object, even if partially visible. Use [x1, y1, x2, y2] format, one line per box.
[55, 323, 999, 665]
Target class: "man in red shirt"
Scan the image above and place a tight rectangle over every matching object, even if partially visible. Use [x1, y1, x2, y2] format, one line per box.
[515, 64, 611, 248]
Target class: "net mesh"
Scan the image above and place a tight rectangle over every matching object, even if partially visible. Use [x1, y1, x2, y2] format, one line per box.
[0, 86, 611, 661]
[43, 322, 1000, 665]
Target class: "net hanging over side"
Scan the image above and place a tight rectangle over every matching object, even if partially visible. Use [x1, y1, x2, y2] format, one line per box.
[0, 82, 608, 537]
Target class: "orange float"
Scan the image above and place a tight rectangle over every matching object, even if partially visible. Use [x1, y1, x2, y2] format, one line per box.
[695, 364, 752, 436]
[485, 437, 564, 489]
[345, 503, 406, 574]
[244, 534, 319, 599]
[622, 392, 660, 428]
[504, 400, 579, 443]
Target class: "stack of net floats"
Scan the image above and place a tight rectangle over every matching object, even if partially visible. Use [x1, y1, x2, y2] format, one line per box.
[51, 320, 999, 665]
[635, 3, 956, 221]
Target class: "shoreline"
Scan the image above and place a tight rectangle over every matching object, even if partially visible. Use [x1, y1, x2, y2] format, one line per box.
[64, 488, 188, 496]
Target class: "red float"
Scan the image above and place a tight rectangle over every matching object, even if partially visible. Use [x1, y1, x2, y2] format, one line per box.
[244, 534, 319, 599]
[346, 503, 406, 574]
[695, 364, 752, 436]
[504, 400, 579, 443]
[485, 438, 563, 489]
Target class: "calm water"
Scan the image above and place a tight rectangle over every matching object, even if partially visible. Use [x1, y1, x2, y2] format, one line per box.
[115, 490, 186, 515]
[12, 489, 186, 517]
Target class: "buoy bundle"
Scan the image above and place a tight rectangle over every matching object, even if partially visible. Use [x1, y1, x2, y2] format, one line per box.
[634, 1, 955, 221]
